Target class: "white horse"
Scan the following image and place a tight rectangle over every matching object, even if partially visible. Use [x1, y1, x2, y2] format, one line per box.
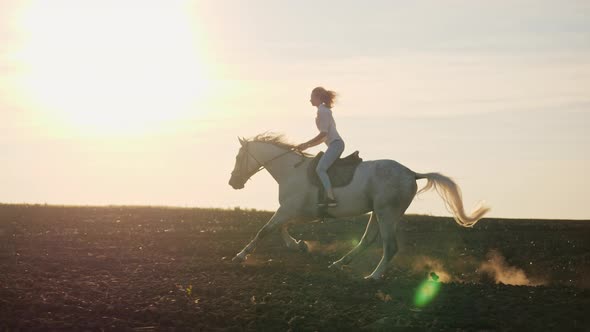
[228, 133, 489, 279]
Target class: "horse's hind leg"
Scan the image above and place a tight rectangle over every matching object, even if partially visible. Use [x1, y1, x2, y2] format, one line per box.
[329, 212, 379, 269]
[365, 207, 400, 280]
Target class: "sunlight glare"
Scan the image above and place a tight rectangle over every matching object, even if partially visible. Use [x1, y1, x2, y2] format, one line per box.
[18, 0, 209, 135]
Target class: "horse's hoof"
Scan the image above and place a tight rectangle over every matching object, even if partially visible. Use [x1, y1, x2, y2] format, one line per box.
[231, 254, 245, 264]
[364, 274, 383, 281]
[329, 261, 344, 270]
[298, 240, 309, 253]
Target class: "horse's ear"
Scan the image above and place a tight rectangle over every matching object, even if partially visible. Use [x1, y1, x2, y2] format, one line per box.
[238, 136, 246, 146]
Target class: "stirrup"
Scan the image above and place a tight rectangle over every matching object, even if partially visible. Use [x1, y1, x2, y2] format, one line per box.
[318, 197, 338, 207]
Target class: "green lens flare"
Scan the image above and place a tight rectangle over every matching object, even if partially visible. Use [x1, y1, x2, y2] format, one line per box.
[413, 279, 441, 307]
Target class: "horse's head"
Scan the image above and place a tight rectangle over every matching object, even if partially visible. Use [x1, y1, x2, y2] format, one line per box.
[229, 133, 305, 189]
[228, 137, 257, 190]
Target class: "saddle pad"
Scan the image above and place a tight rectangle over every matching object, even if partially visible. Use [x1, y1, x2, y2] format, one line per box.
[308, 150, 363, 188]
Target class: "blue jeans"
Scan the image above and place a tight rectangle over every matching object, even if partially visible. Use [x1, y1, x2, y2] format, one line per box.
[315, 139, 345, 196]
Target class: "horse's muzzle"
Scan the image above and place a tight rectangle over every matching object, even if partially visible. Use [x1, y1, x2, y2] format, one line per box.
[228, 175, 245, 190]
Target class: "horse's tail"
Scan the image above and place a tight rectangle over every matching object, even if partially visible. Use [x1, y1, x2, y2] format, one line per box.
[415, 172, 490, 228]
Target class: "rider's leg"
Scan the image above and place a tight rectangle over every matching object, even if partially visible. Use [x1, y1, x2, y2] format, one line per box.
[315, 139, 345, 202]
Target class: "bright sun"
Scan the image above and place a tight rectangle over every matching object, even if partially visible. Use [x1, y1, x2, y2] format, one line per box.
[18, 1, 209, 136]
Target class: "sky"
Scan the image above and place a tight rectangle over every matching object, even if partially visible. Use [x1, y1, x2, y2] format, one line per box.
[1, 0, 589, 219]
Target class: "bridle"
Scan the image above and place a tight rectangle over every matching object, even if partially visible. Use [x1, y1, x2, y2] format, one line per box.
[231, 142, 305, 184]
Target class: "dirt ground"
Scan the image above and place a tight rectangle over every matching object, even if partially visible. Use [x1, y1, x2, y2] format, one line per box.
[0, 204, 588, 331]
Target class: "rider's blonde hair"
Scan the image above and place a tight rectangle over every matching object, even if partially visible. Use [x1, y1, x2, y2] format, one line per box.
[312, 87, 337, 108]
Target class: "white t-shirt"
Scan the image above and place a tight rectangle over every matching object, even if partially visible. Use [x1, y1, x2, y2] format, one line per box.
[315, 104, 342, 145]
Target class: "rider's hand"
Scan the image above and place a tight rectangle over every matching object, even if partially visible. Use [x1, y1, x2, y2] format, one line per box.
[296, 143, 309, 151]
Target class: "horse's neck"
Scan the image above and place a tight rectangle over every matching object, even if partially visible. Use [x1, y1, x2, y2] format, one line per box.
[252, 143, 307, 183]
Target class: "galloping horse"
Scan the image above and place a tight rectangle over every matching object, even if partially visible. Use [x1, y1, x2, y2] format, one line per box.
[228, 133, 489, 279]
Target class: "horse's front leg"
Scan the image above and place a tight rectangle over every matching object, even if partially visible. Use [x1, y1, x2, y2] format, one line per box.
[232, 207, 294, 262]
[281, 224, 309, 253]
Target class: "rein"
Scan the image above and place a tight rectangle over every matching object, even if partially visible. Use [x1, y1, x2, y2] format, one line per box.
[232, 143, 306, 183]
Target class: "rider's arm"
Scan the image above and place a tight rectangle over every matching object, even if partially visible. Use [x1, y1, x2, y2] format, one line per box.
[297, 109, 330, 150]
[300, 132, 327, 149]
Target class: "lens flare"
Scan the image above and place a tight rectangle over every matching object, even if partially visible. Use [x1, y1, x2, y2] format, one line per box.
[413, 273, 441, 307]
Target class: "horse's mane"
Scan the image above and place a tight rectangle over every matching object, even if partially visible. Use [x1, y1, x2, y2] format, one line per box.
[249, 132, 313, 157]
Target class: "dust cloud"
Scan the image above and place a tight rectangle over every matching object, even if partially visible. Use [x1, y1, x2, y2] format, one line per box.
[408, 256, 453, 283]
[478, 249, 546, 286]
[304, 239, 547, 286]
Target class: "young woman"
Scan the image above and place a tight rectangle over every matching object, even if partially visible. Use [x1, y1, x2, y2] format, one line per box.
[297, 87, 345, 207]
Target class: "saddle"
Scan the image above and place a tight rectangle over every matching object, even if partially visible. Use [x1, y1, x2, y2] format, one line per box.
[308, 151, 363, 188]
